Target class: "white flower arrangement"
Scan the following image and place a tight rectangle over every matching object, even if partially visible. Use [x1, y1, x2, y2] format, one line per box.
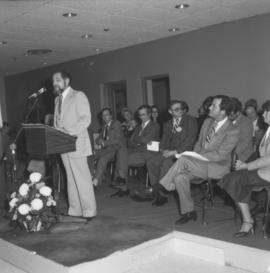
[9, 172, 57, 232]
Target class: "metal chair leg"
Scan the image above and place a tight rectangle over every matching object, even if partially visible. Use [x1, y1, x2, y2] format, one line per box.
[145, 172, 149, 189]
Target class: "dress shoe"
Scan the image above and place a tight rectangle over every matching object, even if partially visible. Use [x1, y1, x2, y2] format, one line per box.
[152, 196, 168, 206]
[111, 177, 126, 189]
[234, 221, 256, 238]
[110, 188, 129, 198]
[83, 216, 95, 222]
[175, 211, 197, 225]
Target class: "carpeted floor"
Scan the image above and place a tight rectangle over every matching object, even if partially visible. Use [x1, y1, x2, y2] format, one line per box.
[0, 174, 270, 266]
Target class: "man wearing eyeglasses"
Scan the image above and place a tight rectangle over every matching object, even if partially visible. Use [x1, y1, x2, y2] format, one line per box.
[131, 100, 198, 205]
[158, 95, 239, 224]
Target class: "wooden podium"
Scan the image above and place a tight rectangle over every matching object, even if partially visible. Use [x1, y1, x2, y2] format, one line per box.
[22, 124, 76, 157]
[22, 124, 76, 220]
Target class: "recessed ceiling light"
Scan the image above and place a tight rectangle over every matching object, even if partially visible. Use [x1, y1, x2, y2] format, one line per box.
[103, 28, 110, 32]
[81, 34, 93, 39]
[0, 41, 7, 45]
[168, 28, 179, 32]
[42, 62, 47, 65]
[175, 3, 189, 9]
[62, 12, 77, 18]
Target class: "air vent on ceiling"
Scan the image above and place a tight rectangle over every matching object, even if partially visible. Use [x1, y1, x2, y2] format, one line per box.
[26, 49, 52, 55]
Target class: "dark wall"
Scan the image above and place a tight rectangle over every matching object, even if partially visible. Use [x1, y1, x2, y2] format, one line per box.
[4, 13, 270, 131]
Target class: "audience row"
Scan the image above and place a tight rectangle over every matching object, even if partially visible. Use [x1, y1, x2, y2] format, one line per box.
[93, 95, 270, 237]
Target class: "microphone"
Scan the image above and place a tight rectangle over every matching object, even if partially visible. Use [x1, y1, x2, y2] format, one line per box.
[27, 87, 47, 99]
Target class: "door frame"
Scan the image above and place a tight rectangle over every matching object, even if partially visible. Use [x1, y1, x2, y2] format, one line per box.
[142, 74, 170, 105]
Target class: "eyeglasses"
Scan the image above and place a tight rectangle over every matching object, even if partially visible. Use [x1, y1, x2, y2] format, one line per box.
[171, 107, 183, 112]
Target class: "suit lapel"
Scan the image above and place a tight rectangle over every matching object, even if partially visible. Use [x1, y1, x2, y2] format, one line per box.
[204, 119, 231, 147]
[61, 88, 75, 119]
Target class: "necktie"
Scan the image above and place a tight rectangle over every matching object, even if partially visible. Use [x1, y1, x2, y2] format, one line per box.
[55, 94, 63, 127]
[173, 118, 180, 133]
[206, 121, 217, 143]
[103, 124, 109, 140]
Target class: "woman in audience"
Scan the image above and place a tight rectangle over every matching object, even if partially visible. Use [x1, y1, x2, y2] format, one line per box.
[197, 96, 214, 132]
[244, 99, 267, 153]
[121, 107, 137, 139]
[218, 100, 270, 238]
[151, 105, 162, 136]
[151, 105, 159, 123]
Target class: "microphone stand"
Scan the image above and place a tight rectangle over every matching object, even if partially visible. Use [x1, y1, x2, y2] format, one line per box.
[24, 96, 40, 124]
[10, 96, 40, 185]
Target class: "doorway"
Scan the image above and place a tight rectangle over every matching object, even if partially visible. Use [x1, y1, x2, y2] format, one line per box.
[143, 75, 171, 123]
[101, 81, 127, 121]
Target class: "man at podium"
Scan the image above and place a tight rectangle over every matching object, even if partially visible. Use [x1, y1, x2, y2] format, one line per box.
[53, 71, 96, 221]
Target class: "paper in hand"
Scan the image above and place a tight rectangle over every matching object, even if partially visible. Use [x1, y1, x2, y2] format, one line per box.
[147, 141, 160, 152]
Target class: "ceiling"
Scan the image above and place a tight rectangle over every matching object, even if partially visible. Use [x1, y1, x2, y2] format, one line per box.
[0, 0, 269, 77]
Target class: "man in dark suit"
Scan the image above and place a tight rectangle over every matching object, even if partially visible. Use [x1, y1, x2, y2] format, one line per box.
[228, 98, 253, 163]
[113, 105, 160, 191]
[93, 108, 126, 186]
[142, 100, 198, 205]
[158, 95, 239, 224]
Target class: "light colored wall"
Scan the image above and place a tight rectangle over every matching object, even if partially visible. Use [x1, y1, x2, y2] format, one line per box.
[4, 13, 270, 131]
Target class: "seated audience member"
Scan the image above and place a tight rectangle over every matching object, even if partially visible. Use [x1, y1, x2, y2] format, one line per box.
[228, 98, 253, 162]
[132, 100, 198, 205]
[244, 99, 267, 153]
[218, 100, 270, 238]
[152, 95, 238, 224]
[121, 108, 137, 139]
[92, 108, 126, 186]
[113, 105, 160, 190]
[151, 105, 161, 136]
[197, 96, 214, 133]
[151, 105, 160, 123]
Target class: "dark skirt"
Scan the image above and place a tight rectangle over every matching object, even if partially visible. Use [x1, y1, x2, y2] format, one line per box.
[218, 169, 269, 203]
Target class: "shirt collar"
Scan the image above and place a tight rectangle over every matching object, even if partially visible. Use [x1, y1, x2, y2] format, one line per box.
[105, 120, 112, 127]
[61, 86, 71, 101]
[142, 119, 150, 128]
[173, 117, 182, 125]
[215, 117, 228, 132]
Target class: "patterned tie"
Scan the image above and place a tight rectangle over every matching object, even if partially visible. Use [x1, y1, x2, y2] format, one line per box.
[55, 94, 63, 127]
[173, 118, 180, 133]
[206, 121, 217, 143]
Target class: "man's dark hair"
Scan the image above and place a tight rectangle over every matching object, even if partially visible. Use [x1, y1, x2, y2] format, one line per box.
[55, 71, 72, 83]
[100, 107, 113, 116]
[151, 105, 159, 112]
[214, 95, 232, 116]
[244, 99, 258, 111]
[169, 100, 189, 113]
[230, 97, 242, 113]
[202, 96, 214, 113]
[262, 100, 270, 112]
[137, 104, 152, 115]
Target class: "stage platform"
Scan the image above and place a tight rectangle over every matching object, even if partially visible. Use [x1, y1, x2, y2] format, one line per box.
[0, 179, 270, 273]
